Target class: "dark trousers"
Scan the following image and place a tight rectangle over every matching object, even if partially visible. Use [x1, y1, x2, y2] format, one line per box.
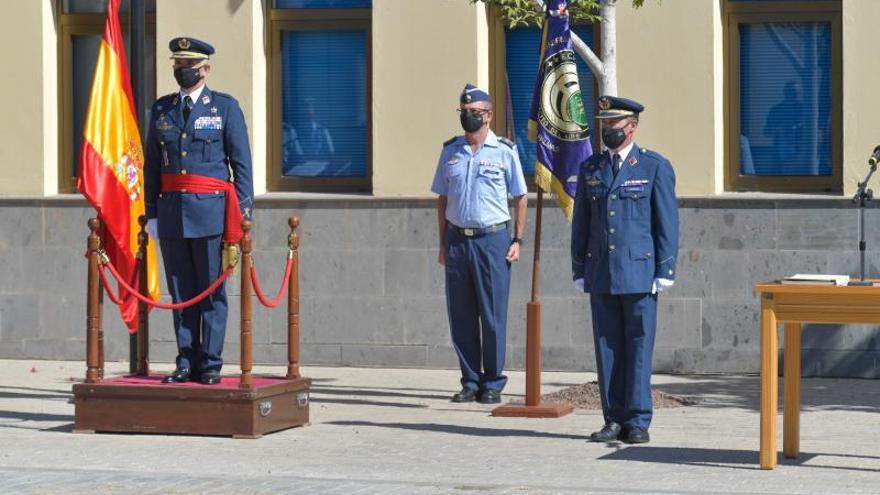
[589, 292, 658, 429]
[444, 228, 511, 392]
[159, 235, 227, 372]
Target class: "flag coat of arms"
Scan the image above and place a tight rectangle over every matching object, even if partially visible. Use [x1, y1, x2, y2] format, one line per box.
[528, 0, 593, 220]
[76, 0, 160, 332]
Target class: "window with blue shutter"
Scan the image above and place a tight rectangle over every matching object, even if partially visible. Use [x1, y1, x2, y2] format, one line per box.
[738, 22, 832, 177]
[726, 1, 841, 192]
[270, 2, 371, 191]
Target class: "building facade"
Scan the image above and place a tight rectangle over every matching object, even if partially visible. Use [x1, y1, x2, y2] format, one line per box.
[1, 0, 879, 377]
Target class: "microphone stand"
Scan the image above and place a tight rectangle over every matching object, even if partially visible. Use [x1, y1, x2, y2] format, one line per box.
[848, 161, 877, 286]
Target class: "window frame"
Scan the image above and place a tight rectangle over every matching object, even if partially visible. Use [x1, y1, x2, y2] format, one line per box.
[488, 6, 600, 189]
[724, 1, 842, 193]
[57, 9, 156, 193]
[267, 8, 373, 193]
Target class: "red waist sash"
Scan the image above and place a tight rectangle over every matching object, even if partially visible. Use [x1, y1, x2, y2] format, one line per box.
[161, 173, 243, 244]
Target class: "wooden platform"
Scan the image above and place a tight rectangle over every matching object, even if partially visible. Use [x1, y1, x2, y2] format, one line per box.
[73, 375, 311, 438]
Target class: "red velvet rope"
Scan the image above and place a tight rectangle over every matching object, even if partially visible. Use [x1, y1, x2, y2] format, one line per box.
[99, 257, 233, 310]
[250, 256, 293, 308]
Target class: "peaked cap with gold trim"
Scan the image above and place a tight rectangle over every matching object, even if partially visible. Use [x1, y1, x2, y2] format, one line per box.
[596, 95, 644, 119]
[169, 37, 215, 60]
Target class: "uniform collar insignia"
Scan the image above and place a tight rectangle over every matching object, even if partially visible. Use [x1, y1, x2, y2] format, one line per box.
[628, 156, 638, 167]
[172, 96, 179, 105]
[202, 95, 211, 105]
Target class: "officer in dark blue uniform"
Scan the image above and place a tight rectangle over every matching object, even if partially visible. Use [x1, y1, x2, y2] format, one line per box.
[431, 84, 528, 404]
[571, 96, 678, 443]
[144, 37, 254, 385]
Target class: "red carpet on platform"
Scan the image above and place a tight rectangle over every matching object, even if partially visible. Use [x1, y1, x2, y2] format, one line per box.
[100, 374, 289, 389]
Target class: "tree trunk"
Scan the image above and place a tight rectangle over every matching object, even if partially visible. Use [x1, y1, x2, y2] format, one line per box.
[599, 0, 617, 96]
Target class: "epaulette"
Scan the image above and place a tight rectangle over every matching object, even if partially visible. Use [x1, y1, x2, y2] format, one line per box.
[498, 136, 516, 148]
[639, 147, 667, 162]
[443, 136, 457, 146]
[211, 91, 236, 101]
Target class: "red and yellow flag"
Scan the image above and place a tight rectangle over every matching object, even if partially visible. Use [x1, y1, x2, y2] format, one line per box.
[77, 0, 160, 333]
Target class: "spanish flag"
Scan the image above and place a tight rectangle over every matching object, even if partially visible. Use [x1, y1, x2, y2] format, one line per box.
[76, 0, 160, 332]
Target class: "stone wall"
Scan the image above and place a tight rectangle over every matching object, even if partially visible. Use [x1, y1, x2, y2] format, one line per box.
[1, 196, 878, 378]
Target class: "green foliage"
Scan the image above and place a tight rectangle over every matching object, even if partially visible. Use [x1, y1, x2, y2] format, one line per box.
[471, 0, 653, 28]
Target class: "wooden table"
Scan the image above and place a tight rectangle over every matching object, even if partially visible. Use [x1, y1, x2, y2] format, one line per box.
[753, 281, 880, 470]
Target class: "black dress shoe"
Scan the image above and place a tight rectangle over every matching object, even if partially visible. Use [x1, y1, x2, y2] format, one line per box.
[162, 368, 192, 384]
[589, 422, 622, 442]
[622, 427, 650, 444]
[452, 388, 478, 402]
[478, 390, 501, 404]
[200, 371, 221, 385]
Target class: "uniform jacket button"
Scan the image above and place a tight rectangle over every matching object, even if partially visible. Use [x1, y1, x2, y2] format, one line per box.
[181, 151, 188, 157]
[181, 170, 187, 175]
[609, 245, 615, 251]
[181, 132, 187, 138]
[609, 211, 616, 217]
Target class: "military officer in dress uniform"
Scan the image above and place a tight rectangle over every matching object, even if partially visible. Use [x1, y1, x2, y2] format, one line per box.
[144, 37, 254, 385]
[571, 96, 678, 443]
[431, 84, 528, 404]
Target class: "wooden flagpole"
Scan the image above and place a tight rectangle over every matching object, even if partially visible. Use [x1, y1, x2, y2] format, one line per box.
[492, 190, 573, 418]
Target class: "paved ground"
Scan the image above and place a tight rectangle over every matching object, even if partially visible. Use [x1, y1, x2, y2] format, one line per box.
[0, 360, 877, 494]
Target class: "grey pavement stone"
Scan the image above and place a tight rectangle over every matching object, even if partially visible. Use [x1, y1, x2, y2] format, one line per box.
[701, 301, 761, 351]
[679, 208, 777, 251]
[379, 207, 438, 250]
[0, 295, 40, 343]
[398, 297, 450, 346]
[299, 248, 384, 297]
[0, 361, 879, 494]
[383, 249, 443, 296]
[341, 344, 427, 367]
[799, 349, 880, 378]
[0, 207, 42, 249]
[671, 249, 713, 298]
[656, 297, 702, 350]
[777, 208, 855, 250]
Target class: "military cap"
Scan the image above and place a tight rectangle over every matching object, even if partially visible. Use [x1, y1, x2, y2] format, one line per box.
[460, 84, 492, 105]
[596, 95, 644, 119]
[169, 37, 215, 60]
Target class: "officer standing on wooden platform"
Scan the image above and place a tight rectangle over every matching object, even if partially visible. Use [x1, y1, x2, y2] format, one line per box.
[571, 96, 679, 443]
[431, 84, 528, 404]
[144, 37, 254, 385]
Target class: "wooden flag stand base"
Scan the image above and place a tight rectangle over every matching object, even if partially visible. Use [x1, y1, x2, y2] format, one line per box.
[492, 192, 573, 419]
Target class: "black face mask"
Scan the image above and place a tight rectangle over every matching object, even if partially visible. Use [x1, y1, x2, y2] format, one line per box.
[174, 66, 202, 89]
[459, 110, 485, 133]
[601, 126, 627, 150]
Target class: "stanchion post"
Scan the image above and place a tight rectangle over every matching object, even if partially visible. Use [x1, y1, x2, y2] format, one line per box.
[136, 216, 150, 376]
[240, 220, 254, 388]
[86, 219, 102, 384]
[286, 216, 300, 380]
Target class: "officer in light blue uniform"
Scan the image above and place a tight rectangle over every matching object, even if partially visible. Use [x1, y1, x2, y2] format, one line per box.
[144, 37, 254, 385]
[431, 84, 528, 404]
[571, 96, 678, 443]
